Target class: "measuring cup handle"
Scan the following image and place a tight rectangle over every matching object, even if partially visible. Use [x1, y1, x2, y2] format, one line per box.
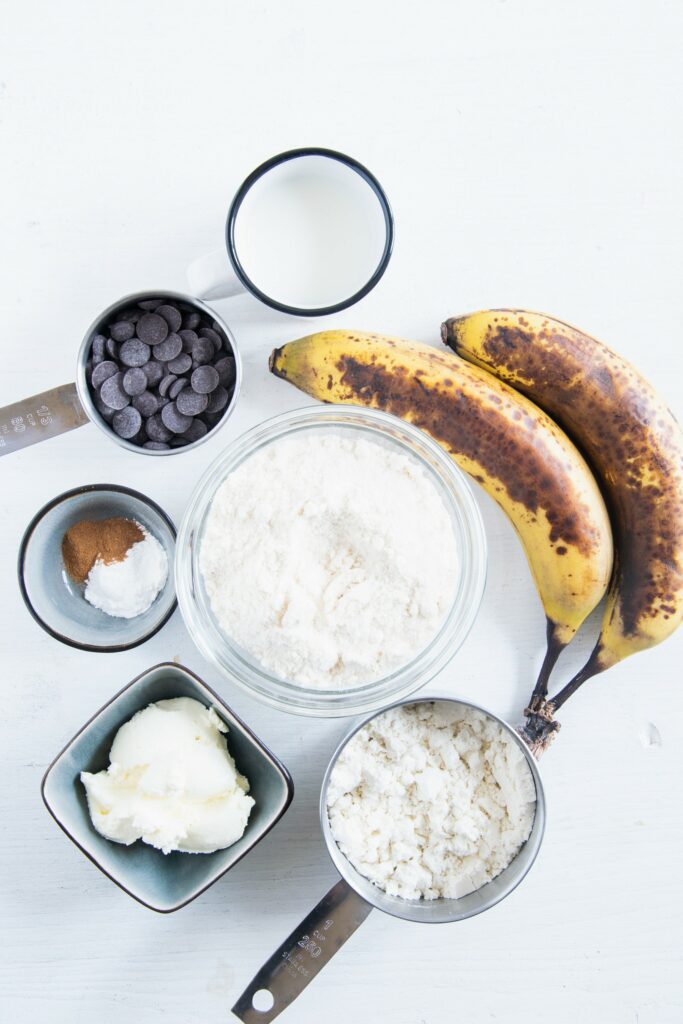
[187, 248, 246, 301]
[0, 383, 89, 457]
[232, 878, 373, 1023]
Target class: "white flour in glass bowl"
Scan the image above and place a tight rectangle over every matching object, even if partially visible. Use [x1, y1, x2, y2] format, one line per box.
[199, 433, 459, 688]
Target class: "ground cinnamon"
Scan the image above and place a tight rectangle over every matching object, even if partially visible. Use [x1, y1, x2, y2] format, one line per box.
[62, 517, 144, 584]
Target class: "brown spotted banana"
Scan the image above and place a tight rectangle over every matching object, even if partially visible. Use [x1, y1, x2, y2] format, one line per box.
[443, 309, 683, 735]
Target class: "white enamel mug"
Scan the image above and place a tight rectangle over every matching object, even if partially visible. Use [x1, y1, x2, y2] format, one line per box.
[187, 147, 394, 315]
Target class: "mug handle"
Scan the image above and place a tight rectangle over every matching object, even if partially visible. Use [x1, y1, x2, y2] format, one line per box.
[231, 877, 373, 1023]
[0, 383, 89, 457]
[187, 248, 246, 301]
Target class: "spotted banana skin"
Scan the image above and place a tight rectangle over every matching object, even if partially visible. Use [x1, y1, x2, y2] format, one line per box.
[443, 309, 683, 693]
[270, 331, 613, 674]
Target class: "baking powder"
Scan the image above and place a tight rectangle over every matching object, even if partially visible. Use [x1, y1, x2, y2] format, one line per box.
[85, 526, 168, 618]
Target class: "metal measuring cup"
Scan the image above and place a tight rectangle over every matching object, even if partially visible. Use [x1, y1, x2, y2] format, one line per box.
[232, 696, 546, 1023]
[0, 290, 241, 457]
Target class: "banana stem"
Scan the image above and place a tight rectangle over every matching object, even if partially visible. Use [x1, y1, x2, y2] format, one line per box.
[521, 645, 607, 755]
[518, 624, 567, 756]
[527, 621, 565, 710]
[519, 701, 560, 758]
[550, 661, 599, 711]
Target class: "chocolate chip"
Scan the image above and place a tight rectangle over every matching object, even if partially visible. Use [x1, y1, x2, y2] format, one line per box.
[92, 335, 106, 360]
[158, 373, 177, 398]
[121, 308, 141, 323]
[176, 388, 208, 416]
[179, 329, 198, 353]
[161, 401, 193, 434]
[203, 409, 225, 426]
[142, 360, 164, 387]
[110, 320, 135, 342]
[136, 312, 169, 346]
[132, 391, 159, 417]
[119, 339, 151, 367]
[112, 406, 142, 439]
[214, 356, 236, 388]
[182, 311, 201, 331]
[94, 396, 115, 422]
[183, 418, 208, 443]
[206, 385, 229, 413]
[143, 441, 170, 450]
[91, 360, 119, 389]
[199, 327, 222, 348]
[169, 377, 189, 399]
[100, 372, 131, 410]
[191, 364, 219, 394]
[122, 367, 148, 396]
[138, 299, 162, 311]
[166, 352, 192, 375]
[153, 332, 182, 362]
[146, 413, 173, 442]
[191, 337, 214, 365]
[155, 304, 182, 333]
[106, 338, 119, 360]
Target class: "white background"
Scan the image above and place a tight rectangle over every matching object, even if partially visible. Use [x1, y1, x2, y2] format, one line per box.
[1, 2, 682, 1022]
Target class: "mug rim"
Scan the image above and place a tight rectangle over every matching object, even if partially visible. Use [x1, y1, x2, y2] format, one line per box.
[225, 146, 394, 317]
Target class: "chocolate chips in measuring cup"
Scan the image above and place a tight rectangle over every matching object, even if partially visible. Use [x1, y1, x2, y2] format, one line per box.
[86, 299, 236, 450]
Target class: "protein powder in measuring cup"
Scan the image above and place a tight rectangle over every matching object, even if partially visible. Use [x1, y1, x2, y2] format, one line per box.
[326, 702, 537, 900]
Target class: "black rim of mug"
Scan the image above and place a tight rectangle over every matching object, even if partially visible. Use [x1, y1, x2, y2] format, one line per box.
[225, 146, 395, 317]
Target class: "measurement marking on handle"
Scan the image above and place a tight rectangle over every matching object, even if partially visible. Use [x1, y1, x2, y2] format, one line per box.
[232, 881, 372, 1023]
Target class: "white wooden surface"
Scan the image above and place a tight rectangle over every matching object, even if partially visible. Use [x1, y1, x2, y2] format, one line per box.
[1, 2, 682, 1022]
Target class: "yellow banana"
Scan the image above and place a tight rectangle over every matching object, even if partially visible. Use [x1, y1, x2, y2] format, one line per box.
[443, 309, 683, 715]
[270, 330, 613, 685]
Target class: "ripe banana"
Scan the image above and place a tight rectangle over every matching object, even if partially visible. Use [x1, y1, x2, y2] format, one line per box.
[442, 309, 683, 712]
[270, 331, 613, 682]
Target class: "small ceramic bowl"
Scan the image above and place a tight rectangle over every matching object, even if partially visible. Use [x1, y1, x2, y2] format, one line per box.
[41, 662, 294, 912]
[18, 484, 177, 652]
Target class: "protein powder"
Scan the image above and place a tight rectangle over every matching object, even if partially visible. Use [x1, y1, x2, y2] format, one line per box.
[327, 702, 536, 900]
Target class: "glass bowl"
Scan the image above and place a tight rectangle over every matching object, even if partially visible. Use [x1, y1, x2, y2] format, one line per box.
[175, 406, 487, 717]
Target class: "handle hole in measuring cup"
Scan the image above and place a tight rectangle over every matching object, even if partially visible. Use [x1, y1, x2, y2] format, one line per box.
[252, 989, 275, 1013]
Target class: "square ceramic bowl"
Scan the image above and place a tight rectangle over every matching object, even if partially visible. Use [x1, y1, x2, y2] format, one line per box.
[19, 484, 177, 652]
[41, 662, 294, 912]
